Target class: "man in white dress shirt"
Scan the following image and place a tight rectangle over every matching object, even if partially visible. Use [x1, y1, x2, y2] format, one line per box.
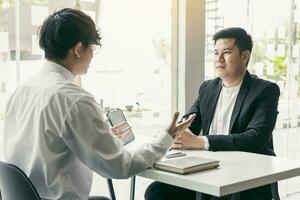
[145, 28, 280, 200]
[3, 8, 195, 200]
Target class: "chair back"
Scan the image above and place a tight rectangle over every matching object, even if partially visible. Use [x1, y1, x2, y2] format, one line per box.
[0, 161, 41, 200]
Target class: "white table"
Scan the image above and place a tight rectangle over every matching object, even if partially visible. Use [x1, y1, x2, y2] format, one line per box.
[137, 150, 300, 197]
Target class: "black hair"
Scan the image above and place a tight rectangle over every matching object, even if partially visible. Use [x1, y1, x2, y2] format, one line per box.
[213, 27, 253, 55]
[38, 8, 101, 60]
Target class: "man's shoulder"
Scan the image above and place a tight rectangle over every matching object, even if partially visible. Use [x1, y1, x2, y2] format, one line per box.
[55, 82, 94, 105]
[198, 73, 279, 92]
[203, 77, 220, 84]
[249, 73, 280, 90]
[199, 77, 220, 90]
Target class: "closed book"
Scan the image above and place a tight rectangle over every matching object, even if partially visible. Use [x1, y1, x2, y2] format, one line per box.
[154, 156, 219, 174]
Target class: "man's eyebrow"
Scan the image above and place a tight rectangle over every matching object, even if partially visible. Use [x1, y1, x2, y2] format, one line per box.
[214, 47, 232, 51]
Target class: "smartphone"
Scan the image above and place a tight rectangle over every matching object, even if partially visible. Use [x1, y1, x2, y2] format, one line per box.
[106, 108, 135, 145]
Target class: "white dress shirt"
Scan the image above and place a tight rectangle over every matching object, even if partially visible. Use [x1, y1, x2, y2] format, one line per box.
[203, 81, 242, 149]
[3, 61, 172, 200]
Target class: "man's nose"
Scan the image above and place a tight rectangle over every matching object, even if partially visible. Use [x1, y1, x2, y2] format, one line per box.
[215, 53, 224, 62]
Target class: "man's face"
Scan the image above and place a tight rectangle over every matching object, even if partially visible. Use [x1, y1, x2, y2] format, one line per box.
[213, 38, 248, 83]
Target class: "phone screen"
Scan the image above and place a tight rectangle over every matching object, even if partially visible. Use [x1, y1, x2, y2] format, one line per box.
[106, 109, 135, 145]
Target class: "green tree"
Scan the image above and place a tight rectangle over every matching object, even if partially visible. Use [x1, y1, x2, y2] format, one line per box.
[266, 56, 287, 81]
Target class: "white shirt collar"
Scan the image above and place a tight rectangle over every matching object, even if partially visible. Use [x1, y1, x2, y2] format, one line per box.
[222, 80, 243, 93]
[42, 61, 74, 82]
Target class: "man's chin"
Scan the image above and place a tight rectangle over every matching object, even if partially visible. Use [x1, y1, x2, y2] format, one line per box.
[216, 71, 227, 78]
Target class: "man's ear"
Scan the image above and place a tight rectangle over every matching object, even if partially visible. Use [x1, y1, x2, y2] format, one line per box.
[242, 50, 250, 65]
[73, 42, 83, 58]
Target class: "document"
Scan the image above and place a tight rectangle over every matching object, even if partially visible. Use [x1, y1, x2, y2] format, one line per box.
[154, 156, 219, 174]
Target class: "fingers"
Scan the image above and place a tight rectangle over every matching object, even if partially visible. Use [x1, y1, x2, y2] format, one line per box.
[119, 129, 131, 138]
[115, 133, 123, 139]
[111, 121, 127, 131]
[114, 126, 132, 138]
[174, 135, 182, 144]
[186, 113, 196, 124]
[122, 126, 132, 133]
[171, 143, 183, 150]
[166, 112, 195, 138]
[171, 112, 180, 126]
[111, 121, 132, 139]
[177, 114, 196, 131]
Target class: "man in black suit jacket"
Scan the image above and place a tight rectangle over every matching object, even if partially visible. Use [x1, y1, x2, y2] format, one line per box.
[145, 27, 280, 200]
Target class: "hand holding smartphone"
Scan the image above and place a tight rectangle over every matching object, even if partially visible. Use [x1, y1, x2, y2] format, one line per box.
[111, 121, 131, 139]
[106, 108, 135, 145]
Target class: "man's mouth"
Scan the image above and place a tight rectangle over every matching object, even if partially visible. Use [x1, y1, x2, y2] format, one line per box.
[216, 65, 226, 69]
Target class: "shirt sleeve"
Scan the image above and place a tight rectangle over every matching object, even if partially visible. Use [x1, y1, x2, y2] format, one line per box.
[203, 136, 209, 150]
[61, 96, 172, 179]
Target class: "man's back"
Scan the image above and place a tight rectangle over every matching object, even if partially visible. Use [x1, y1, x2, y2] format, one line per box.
[3, 62, 95, 200]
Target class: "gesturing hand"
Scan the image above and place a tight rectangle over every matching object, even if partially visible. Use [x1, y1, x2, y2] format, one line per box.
[166, 112, 196, 139]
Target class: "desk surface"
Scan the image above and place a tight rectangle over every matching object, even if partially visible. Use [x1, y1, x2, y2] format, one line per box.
[138, 150, 300, 197]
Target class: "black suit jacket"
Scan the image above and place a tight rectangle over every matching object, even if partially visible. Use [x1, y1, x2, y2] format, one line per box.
[184, 71, 280, 156]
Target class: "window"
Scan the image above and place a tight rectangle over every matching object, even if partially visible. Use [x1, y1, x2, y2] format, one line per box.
[0, 1, 17, 155]
[82, 0, 172, 138]
[82, 0, 173, 197]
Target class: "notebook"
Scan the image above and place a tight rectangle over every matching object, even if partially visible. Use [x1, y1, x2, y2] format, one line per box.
[154, 156, 220, 174]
